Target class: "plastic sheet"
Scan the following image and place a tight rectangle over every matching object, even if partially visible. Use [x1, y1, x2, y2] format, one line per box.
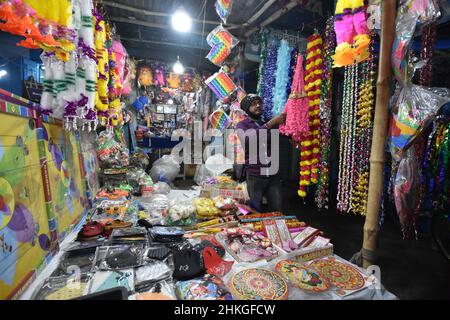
[394, 146, 421, 239]
[32, 274, 92, 300]
[389, 85, 450, 161]
[135, 260, 173, 286]
[392, 0, 440, 84]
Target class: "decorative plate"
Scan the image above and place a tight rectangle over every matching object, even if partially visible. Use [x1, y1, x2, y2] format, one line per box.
[275, 260, 330, 292]
[229, 268, 288, 300]
[309, 257, 365, 291]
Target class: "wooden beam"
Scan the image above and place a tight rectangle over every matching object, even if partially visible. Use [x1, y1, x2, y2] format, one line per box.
[362, 0, 397, 269]
[109, 17, 207, 36]
[243, 0, 277, 26]
[244, 0, 299, 38]
[120, 37, 210, 51]
[103, 1, 242, 29]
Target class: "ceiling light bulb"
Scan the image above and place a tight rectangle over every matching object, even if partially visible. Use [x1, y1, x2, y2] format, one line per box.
[0, 70, 7, 79]
[172, 10, 192, 33]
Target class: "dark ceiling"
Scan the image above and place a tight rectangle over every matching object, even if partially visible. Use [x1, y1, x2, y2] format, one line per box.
[100, 0, 450, 72]
[100, 0, 335, 70]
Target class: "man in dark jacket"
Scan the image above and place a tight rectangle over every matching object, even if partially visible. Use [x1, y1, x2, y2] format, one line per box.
[235, 94, 286, 212]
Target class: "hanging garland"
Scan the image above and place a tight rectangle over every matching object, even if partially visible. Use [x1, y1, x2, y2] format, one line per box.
[261, 41, 279, 122]
[286, 47, 298, 100]
[299, 33, 323, 197]
[337, 34, 376, 215]
[316, 17, 336, 209]
[272, 39, 292, 116]
[256, 30, 268, 96]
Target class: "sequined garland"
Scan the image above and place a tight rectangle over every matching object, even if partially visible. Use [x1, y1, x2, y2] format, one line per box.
[316, 17, 336, 209]
[423, 121, 450, 212]
[299, 34, 323, 197]
[419, 23, 436, 87]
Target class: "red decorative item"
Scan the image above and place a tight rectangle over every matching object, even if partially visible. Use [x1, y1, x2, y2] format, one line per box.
[202, 247, 234, 277]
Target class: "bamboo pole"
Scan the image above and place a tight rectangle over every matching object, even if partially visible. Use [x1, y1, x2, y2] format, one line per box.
[362, 0, 397, 269]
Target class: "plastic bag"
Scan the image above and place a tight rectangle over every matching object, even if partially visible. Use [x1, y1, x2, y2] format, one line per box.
[130, 148, 150, 169]
[389, 85, 450, 161]
[165, 200, 197, 226]
[392, 0, 440, 84]
[215, 0, 233, 24]
[154, 181, 171, 195]
[150, 155, 180, 183]
[394, 146, 421, 239]
[194, 164, 214, 185]
[96, 130, 130, 168]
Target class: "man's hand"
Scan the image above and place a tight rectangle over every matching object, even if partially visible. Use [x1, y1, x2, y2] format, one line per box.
[266, 113, 286, 129]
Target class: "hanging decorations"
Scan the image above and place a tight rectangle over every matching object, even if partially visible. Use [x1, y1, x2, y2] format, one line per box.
[419, 23, 436, 87]
[300, 33, 323, 197]
[272, 40, 292, 116]
[316, 17, 336, 210]
[336, 34, 376, 215]
[349, 37, 376, 215]
[332, 0, 370, 68]
[261, 41, 279, 122]
[279, 55, 309, 144]
[0, 0, 76, 60]
[423, 120, 450, 215]
[138, 66, 154, 87]
[337, 64, 357, 213]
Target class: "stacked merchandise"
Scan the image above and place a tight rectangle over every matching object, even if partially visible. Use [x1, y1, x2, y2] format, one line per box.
[28, 177, 381, 300]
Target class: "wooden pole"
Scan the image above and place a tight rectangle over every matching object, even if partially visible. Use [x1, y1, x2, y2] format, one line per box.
[362, 0, 397, 269]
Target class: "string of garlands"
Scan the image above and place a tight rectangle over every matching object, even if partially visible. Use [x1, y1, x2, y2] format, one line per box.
[349, 35, 376, 215]
[316, 17, 336, 210]
[299, 33, 323, 198]
[337, 33, 376, 215]
[419, 22, 436, 87]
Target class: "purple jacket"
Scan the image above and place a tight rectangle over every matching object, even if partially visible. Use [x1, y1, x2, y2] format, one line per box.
[235, 117, 273, 176]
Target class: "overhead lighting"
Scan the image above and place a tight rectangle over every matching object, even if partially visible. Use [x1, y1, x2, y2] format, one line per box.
[0, 70, 7, 79]
[173, 57, 184, 75]
[171, 9, 192, 33]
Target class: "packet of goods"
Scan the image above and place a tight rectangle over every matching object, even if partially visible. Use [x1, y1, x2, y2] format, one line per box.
[293, 226, 321, 248]
[194, 198, 220, 219]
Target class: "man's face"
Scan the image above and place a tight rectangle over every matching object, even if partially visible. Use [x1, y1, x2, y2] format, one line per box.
[248, 100, 263, 117]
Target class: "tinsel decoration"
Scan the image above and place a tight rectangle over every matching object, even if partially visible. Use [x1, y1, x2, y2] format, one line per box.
[419, 22, 436, 87]
[272, 39, 292, 116]
[256, 30, 268, 96]
[316, 17, 336, 210]
[300, 33, 323, 198]
[261, 41, 279, 122]
[286, 47, 298, 99]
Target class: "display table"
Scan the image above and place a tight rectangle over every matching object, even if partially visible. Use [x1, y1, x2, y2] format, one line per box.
[20, 188, 397, 300]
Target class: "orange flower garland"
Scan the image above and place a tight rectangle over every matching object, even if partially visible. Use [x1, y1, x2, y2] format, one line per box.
[298, 34, 323, 197]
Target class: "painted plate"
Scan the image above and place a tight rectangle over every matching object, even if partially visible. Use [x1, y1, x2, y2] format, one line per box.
[275, 259, 330, 292]
[229, 268, 288, 300]
[309, 257, 365, 291]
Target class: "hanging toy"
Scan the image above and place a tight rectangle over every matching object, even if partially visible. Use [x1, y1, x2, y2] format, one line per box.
[167, 72, 181, 89]
[206, 25, 239, 66]
[215, 0, 233, 24]
[138, 66, 153, 87]
[205, 70, 237, 101]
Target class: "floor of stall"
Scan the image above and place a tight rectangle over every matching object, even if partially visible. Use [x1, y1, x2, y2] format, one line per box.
[174, 179, 450, 300]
